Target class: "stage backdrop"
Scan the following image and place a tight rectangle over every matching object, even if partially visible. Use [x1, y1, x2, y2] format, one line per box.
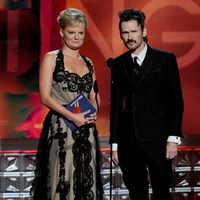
[0, 0, 200, 138]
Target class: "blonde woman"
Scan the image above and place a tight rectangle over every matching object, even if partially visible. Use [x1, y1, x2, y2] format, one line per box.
[31, 8, 103, 200]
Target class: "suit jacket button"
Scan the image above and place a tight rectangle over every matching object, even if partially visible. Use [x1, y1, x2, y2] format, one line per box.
[132, 106, 137, 111]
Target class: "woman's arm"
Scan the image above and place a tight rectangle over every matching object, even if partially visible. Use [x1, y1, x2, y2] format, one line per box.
[88, 62, 100, 111]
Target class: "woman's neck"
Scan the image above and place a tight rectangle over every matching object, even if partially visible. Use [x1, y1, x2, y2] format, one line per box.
[62, 47, 80, 59]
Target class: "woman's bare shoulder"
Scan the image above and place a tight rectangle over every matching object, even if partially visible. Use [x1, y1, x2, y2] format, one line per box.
[44, 50, 59, 59]
[40, 50, 60, 71]
[41, 50, 60, 64]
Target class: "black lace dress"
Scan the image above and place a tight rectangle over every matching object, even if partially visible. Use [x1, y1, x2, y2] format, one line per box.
[31, 50, 103, 200]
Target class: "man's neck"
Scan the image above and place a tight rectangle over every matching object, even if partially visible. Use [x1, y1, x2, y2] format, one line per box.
[131, 43, 147, 65]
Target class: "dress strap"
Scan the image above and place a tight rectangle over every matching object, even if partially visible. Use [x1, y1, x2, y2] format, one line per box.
[80, 54, 100, 112]
[80, 54, 94, 73]
[53, 49, 66, 82]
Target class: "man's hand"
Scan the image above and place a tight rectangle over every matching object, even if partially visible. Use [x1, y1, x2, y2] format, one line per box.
[166, 142, 178, 160]
[112, 150, 119, 166]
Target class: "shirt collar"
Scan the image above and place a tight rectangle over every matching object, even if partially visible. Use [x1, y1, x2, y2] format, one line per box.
[131, 43, 147, 65]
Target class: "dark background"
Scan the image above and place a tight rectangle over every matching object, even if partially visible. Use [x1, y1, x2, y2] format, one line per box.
[0, 0, 200, 138]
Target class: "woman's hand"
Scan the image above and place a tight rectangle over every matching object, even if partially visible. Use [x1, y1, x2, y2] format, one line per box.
[71, 110, 97, 127]
[87, 112, 97, 124]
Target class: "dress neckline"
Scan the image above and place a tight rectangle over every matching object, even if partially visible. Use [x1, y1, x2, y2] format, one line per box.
[64, 69, 91, 79]
[61, 49, 92, 78]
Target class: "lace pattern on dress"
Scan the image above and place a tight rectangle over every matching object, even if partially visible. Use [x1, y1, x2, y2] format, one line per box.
[53, 49, 93, 93]
[30, 112, 54, 200]
[54, 116, 69, 200]
[72, 125, 94, 200]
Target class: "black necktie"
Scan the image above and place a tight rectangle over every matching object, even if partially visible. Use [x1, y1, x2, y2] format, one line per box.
[133, 57, 140, 75]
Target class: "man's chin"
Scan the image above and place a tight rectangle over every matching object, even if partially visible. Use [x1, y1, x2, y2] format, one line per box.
[128, 46, 137, 52]
[126, 44, 136, 51]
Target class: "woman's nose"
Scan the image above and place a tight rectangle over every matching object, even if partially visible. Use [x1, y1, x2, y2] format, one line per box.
[74, 33, 79, 39]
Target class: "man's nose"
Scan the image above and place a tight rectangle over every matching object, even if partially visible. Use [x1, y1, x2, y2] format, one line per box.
[128, 33, 133, 40]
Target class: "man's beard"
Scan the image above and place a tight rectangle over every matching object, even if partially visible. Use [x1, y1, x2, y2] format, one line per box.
[125, 39, 137, 51]
[126, 39, 143, 53]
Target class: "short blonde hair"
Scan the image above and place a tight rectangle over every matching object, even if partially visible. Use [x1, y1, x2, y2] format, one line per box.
[57, 8, 87, 29]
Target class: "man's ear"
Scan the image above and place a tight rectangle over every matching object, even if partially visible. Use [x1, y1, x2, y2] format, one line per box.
[143, 27, 147, 38]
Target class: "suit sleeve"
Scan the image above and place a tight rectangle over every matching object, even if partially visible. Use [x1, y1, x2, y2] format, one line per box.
[109, 62, 124, 144]
[166, 53, 184, 137]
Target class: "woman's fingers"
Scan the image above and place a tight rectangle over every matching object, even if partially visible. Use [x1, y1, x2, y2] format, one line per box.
[84, 111, 97, 124]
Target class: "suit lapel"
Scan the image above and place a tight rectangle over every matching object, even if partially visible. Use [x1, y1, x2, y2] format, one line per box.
[122, 52, 138, 87]
[136, 45, 154, 88]
[119, 46, 155, 90]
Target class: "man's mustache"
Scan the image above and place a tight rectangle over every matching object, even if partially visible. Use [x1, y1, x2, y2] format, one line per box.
[127, 39, 135, 43]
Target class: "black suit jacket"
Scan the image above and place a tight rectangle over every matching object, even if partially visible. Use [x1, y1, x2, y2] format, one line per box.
[109, 45, 184, 144]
